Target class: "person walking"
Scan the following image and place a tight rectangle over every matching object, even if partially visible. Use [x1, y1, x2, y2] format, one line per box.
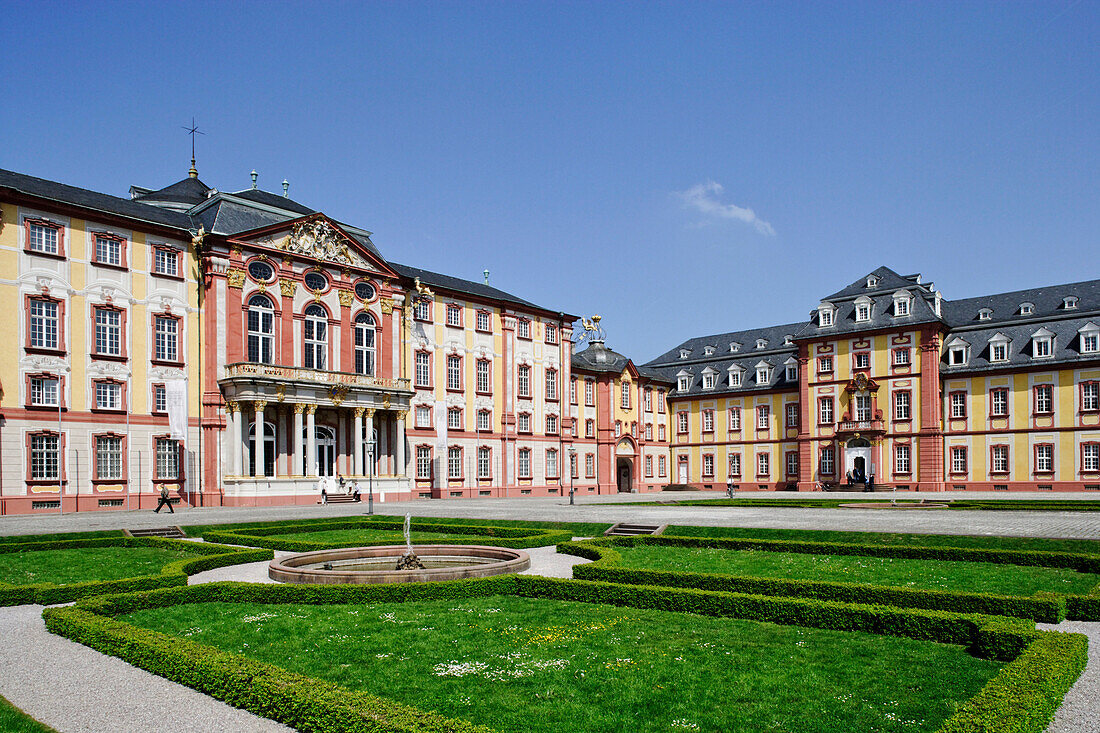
[153, 486, 174, 514]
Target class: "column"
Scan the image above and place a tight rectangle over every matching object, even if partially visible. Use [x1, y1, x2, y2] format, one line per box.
[228, 401, 242, 476]
[353, 407, 364, 476]
[336, 409, 347, 476]
[365, 409, 376, 475]
[380, 411, 390, 475]
[306, 404, 317, 477]
[253, 401, 267, 478]
[292, 404, 304, 476]
[395, 409, 407, 478]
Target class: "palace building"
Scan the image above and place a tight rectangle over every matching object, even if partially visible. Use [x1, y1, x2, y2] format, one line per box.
[0, 163, 1096, 514]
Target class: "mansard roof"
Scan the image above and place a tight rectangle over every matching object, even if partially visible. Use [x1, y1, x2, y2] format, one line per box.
[390, 262, 572, 317]
[230, 187, 316, 216]
[131, 175, 212, 207]
[941, 277, 1100, 327]
[0, 167, 193, 230]
[940, 315, 1100, 374]
[821, 265, 932, 301]
[646, 322, 803, 367]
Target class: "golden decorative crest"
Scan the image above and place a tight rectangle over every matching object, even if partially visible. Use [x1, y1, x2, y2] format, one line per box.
[282, 217, 366, 267]
[274, 384, 286, 402]
[226, 268, 246, 288]
[338, 289, 355, 308]
[279, 278, 297, 297]
[380, 297, 394, 315]
[382, 394, 391, 409]
[329, 384, 350, 406]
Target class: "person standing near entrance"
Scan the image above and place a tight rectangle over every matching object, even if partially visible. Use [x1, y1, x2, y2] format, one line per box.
[154, 486, 174, 514]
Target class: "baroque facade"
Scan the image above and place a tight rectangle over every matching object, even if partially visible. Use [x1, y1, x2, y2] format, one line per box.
[0, 164, 1096, 515]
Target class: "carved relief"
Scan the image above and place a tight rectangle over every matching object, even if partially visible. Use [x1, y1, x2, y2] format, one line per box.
[380, 297, 394, 315]
[274, 384, 286, 402]
[281, 218, 366, 267]
[293, 402, 307, 414]
[338, 289, 355, 308]
[227, 268, 246, 288]
[329, 384, 350, 406]
[279, 278, 297, 297]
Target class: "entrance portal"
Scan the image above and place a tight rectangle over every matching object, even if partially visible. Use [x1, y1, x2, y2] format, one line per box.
[303, 425, 337, 476]
[844, 437, 872, 483]
[247, 421, 276, 477]
[616, 457, 633, 493]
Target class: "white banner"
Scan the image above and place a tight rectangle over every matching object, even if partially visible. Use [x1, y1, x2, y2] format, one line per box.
[165, 379, 188, 440]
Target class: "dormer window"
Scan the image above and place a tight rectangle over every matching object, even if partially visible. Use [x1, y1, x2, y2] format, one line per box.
[679, 349, 691, 359]
[989, 334, 1011, 363]
[729, 342, 741, 353]
[818, 307, 834, 327]
[783, 335, 794, 346]
[1063, 296, 1079, 310]
[702, 368, 717, 390]
[677, 375, 691, 391]
[756, 363, 770, 384]
[1079, 323, 1099, 354]
[1019, 302, 1035, 316]
[1031, 328, 1054, 358]
[978, 308, 993, 321]
[867, 275, 880, 288]
[892, 291, 911, 317]
[785, 361, 797, 381]
[728, 366, 743, 388]
[945, 337, 970, 366]
[854, 296, 873, 323]
[704, 346, 715, 356]
[756, 339, 767, 349]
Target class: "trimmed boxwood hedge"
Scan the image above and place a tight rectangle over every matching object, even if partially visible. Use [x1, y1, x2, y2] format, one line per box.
[198, 518, 572, 552]
[559, 536, 1100, 622]
[43, 575, 1085, 733]
[0, 537, 272, 606]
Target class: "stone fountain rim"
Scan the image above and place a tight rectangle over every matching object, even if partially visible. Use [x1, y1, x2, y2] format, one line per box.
[268, 544, 531, 585]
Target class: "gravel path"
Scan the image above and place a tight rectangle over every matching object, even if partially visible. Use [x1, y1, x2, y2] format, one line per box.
[1040, 620, 1100, 733]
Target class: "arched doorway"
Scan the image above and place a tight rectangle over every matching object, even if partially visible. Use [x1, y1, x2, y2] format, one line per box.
[615, 437, 636, 493]
[246, 421, 276, 477]
[844, 437, 872, 483]
[302, 425, 337, 476]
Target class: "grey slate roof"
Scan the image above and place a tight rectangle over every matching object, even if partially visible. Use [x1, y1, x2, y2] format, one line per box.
[942, 278, 1100, 328]
[821, 265, 931, 301]
[940, 316, 1100, 374]
[192, 198, 292, 236]
[132, 176, 212, 207]
[572, 341, 630, 374]
[0, 168, 193, 230]
[390, 262, 569, 316]
[230, 188, 316, 216]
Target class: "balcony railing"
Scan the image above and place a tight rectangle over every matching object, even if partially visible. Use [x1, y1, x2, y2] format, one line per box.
[223, 362, 411, 390]
[837, 420, 884, 432]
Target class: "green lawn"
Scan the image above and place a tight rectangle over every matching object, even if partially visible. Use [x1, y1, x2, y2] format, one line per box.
[666, 525, 1100, 556]
[0, 695, 57, 733]
[614, 545, 1099, 596]
[0, 546, 202, 586]
[270, 528, 504, 544]
[122, 596, 1002, 733]
[185, 515, 610, 540]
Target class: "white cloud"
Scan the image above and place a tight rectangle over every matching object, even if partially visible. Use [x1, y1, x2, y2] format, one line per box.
[674, 181, 776, 237]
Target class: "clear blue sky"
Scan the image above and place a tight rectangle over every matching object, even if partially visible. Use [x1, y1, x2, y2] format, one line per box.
[2, 1, 1096, 362]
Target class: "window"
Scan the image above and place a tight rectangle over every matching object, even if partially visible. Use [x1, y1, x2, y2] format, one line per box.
[702, 373, 716, 390]
[586, 453, 596, 478]
[950, 446, 968, 475]
[728, 407, 742, 431]
[517, 365, 531, 398]
[416, 405, 431, 428]
[818, 356, 833, 374]
[990, 388, 1009, 417]
[585, 419, 595, 438]
[155, 438, 180, 480]
[416, 446, 432, 478]
[518, 448, 532, 478]
[584, 379, 595, 406]
[678, 375, 692, 392]
[818, 397, 834, 425]
[446, 304, 462, 327]
[893, 391, 911, 421]
[728, 453, 742, 477]
[785, 363, 797, 381]
[702, 409, 714, 432]
[354, 281, 375, 301]
[991, 445, 1009, 473]
[728, 370, 742, 388]
[1034, 384, 1054, 415]
[546, 449, 559, 478]
[677, 411, 689, 434]
[703, 454, 714, 477]
[476, 311, 491, 332]
[756, 405, 769, 430]
[643, 388, 652, 412]
[893, 348, 910, 367]
[756, 366, 770, 385]
[1020, 303, 1034, 316]
[247, 261, 273, 283]
[948, 346, 967, 365]
[545, 323, 558, 344]
[415, 352, 431, 387]
[448, 446, 462, 478]
[30, 376, 59, 407]
[154, 315, 179, 363]
[546, 369, 559, 400]
[517, 412, 531, 433]
[657, 391, 666, 413]
[447, 355, 462, 391]
[29, 298, 60, 350]
[447, 407, 463, 431]
[820, 446, 835, 475]
[95, 435, 124, 480]
[894, 444, 911, 474]
[645, 455, 653, 477]
[30, 433, 60, 480]
[756, 452, 770, 477]
[570, 378, 577, 405]
[658, 454, 666, 477]
[517, 319, 530, 339]
[645, 423, 653, 440]
[546, 414, 559, 434]
[303, 305, 327, 370]
[1035, 444, 1054, 473]
[854, 394, 872, 422]
[354, 313, 376, 376]
[818, 308, 833, 327]
[93, 234, 125, 267]
[1081, 382, 1099, 412]
[991, 342, 1009, 362]
[1083, 444, 1100, 473]
[153, 384, 166, 413]
[614, 421, 622, 437]
[247, 295, 275, 364]
[950, 392, 967, 419]
[855, 304, 871, 322]
[620, 381, 631, 407]
[786, 451, 799, 477]
[978, 308, 993, 321]
[94, 380, 122, 410]
[153, 246, 179, 277]
[570, 452, 579, 478]
[303, 272, 328, 292]
[413, 299, 430, 321]
[477, 447, 492, 478]
[476, 360, 491, 393]
[477, 409, 492, 431]
[785, 403, 798, 428]
[1081, 329, 1100, 354]
[1033, 337, 1052, 358]
[853, 352, 870, 370]
[27, 220, 61, 255]
[894, 297, 910, 316]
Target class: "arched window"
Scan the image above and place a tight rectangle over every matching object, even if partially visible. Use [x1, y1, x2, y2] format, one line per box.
[247, 295, 275, 364]
[303, 304, 328, 370]
[354, 312, 376, 376]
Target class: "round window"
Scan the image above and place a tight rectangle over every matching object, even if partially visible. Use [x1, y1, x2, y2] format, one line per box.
[354, 281, 375, 301]
[304, 272, 328, 292]
[248, 261, 274, 282]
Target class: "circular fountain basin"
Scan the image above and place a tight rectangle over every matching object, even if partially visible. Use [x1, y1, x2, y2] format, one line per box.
[268, 545, 530, 585]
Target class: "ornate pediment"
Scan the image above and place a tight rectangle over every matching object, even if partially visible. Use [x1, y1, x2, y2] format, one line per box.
[278, 218, 366, 267]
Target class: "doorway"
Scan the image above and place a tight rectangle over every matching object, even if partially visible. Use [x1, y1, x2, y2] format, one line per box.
[844, 437, 872, 482]
[616, 457, 633, 493]
[247, 421, 276, 477]
[678, 456, 689, 484]
[303, 425, 337, 476]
